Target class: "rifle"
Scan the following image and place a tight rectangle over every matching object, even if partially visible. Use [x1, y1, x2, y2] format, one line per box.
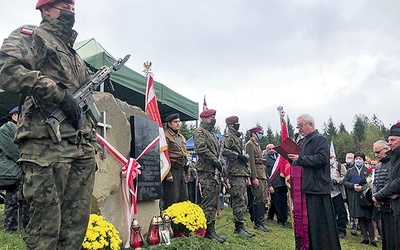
[45, 54, 131, 143]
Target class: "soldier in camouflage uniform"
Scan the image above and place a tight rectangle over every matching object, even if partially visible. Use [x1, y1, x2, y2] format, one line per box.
[246, 126, 274, 233]
[0, 107, 30, 232]
[222, 116, 254, 238]
[163, 113, 188, 209]
[193, 109, 226, 243]
[0, 1, 97, 249]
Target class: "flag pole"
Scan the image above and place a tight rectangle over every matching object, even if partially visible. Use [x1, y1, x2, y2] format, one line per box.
[277, 106, 295, 229]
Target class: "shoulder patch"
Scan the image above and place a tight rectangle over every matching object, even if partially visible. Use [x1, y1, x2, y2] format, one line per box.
[197, 130, 204, 135]
[20, 27, 34, 36]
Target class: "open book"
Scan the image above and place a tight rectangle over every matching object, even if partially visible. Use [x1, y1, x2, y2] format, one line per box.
[273, 137, 302, 160]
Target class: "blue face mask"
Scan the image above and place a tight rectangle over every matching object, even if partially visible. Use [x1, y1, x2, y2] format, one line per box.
[188, 156, 192, 162]
[257, 133, 263, 141]
[354, 159, 363, 167]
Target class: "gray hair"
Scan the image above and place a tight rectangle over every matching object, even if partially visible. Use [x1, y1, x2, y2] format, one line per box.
[373, 140, 389, 148]
[297, 114, 315, 126]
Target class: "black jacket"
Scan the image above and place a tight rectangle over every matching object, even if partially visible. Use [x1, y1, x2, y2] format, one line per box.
[296, 130, 331, 194]
[265, 152, 285, 188]
[372, 156, 391, 205]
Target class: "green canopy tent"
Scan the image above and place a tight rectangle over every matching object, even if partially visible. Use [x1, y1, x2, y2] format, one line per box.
[0, 38, 198, 124]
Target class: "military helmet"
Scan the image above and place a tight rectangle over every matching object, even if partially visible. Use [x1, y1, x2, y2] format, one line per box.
[36, 0, 74, 10]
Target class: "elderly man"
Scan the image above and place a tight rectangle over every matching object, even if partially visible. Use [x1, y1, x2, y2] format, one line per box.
[288, 114, 341, 250]
[162, 113, 188, 210]
[222, 115, 253, 237]
[373, 125, 400, 249]
[246, 125, 274, 233]
[371, 140, 393, 249]
[193, 109, 226, 243]
[0, 1, 97, 248]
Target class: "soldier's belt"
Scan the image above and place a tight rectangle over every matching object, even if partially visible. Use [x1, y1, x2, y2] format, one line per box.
[254, 159, 264, 164]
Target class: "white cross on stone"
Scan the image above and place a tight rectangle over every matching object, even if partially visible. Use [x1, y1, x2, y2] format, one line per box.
[97, 111, 112, 159]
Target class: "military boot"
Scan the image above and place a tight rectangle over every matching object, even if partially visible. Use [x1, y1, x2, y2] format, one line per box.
[253, 204, 269, 232]
[234, 222, 253, 237]
[205, 221, 226, 243]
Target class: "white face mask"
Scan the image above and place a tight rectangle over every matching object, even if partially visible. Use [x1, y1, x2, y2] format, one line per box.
[330, 159, 335, 166]
[346, 158, 353, 164]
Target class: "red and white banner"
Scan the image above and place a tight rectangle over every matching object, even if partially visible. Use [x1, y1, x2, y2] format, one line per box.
[270, 108, 291, 188]
[145, 74, 171, 181]
[96, 133, 159, 248]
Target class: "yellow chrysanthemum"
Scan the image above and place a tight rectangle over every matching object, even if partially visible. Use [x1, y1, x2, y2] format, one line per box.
[82, 214, 122, 250]
[163, 201, 207, 233]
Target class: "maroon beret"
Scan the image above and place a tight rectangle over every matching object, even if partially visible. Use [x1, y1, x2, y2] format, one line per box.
[389, 122, 400, 137]
[200, 109, 216, 118]
[225, 115, 239, 124]
[36, 0, 74, 9]
[248, 126, 263, 134]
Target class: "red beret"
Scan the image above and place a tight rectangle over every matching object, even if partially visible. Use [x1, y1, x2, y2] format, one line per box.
[200, 109, 216, 118]
[248, 126, 263, 134]
[225, 115, 238, 124]
[36, 0, 75, 9]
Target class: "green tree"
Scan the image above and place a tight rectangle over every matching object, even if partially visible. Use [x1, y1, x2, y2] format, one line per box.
[324, 116, 338, 141]
[338, 123, 348, 134]
[360, 124, 385, 159]
[333, 132, 356, 163]
[352, 114, 368, 151]
[287, 115, 295, 139]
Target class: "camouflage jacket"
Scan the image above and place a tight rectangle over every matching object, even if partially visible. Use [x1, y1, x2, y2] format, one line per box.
[165, 127, 187, 167]
[222, 127, 250, 177]
[245, 138, 267, 180]
[193, 122, 220, 173]
[0, 16, 93, 142]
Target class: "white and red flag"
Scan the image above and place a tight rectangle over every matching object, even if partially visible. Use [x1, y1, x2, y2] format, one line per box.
[145, 73, 171, 181]
[270, 107, 291, 188]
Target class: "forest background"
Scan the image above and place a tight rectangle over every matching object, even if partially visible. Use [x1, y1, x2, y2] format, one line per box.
[179, 113, 390, 163]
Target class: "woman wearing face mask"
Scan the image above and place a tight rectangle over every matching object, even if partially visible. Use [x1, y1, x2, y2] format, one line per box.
[343, 152, 377, 247]
[245, 126, 274, 233]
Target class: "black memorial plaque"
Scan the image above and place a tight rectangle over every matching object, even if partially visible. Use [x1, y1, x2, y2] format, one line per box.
[130, 116, 162, 201]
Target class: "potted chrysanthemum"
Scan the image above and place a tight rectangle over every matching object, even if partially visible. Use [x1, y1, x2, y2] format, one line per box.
[163, 201, 206, 237]
[82, 214, 122, 250]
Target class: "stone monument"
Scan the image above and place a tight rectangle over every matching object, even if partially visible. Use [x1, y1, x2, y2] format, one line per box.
[91, 92, 160, 243]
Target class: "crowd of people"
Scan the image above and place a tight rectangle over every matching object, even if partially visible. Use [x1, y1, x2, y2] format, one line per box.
[162, 110, 400, 250]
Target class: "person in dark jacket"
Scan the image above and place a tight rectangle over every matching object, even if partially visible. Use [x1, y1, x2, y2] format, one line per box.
[373, 123, 400, 249]
[343, 152, 376, 246]
[0, 107, 30, 232]
[371, 140, 394, 250]
[264, 144, 290, 227]
[287, 113, 341, 250]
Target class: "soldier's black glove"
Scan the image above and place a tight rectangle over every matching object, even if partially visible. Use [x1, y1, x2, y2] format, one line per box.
[60, 92, 82, 130]
[332, 179, 338, 185]
[237, 154, 248, 163]
[214, 160, 223, 173]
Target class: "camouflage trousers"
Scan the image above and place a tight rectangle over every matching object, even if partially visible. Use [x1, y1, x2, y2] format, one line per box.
[228, 176, 248, 223]
[198, 171, 220, 224]
[3, 182, 30, 232]
[20, 138, 96, 250]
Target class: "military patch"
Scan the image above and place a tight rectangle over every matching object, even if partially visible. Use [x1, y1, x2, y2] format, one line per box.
[20, 28, 34, 36]
[197, 130, 204, 135]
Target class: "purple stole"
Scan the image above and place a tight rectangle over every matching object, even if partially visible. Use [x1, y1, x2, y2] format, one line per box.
[291, 165, 310, 250]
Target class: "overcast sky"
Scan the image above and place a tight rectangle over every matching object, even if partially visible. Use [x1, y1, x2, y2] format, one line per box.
[1, 0, 399, 134]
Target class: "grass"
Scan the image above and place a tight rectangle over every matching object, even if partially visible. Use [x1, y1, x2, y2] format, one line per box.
[0, 204, 382, 249]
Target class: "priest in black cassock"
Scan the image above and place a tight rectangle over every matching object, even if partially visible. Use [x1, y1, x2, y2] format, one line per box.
[288, 114, 341, 250]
